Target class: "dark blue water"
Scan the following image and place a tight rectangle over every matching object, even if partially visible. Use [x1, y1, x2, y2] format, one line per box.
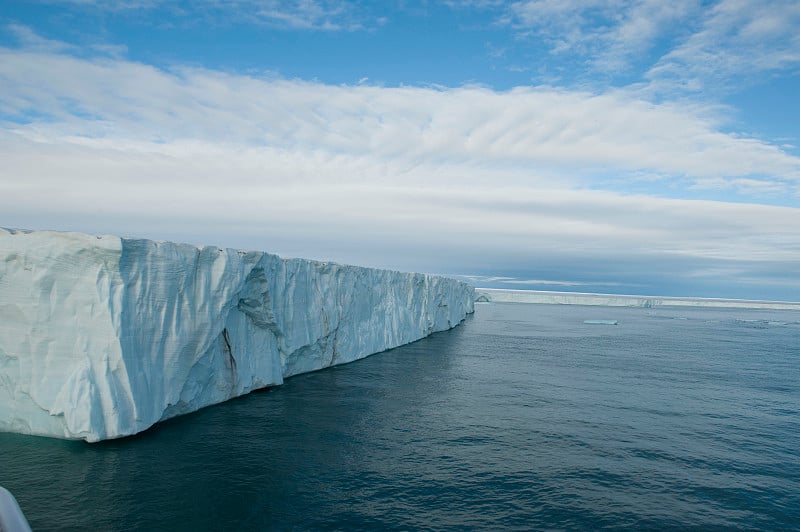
[2, 303, 799, 530]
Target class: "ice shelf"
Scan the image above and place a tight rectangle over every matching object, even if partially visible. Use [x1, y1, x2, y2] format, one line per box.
[0, 229, 474, 442]
[475, 288, 800, 310]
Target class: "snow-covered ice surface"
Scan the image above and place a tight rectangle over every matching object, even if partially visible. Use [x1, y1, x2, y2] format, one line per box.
[0, 229, 474, 442]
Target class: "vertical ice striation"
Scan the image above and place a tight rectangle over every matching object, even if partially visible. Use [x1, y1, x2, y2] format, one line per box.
[0, 229, 474, 442]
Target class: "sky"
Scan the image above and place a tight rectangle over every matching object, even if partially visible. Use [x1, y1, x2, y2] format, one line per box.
[1, 0, 799, 301]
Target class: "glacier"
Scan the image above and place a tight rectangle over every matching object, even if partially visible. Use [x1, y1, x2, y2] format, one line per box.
[0, 229, 474, 442]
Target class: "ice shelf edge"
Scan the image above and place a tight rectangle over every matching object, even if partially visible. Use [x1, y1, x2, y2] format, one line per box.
[475, 288, 800, 310]
[0, 229, 474, 442]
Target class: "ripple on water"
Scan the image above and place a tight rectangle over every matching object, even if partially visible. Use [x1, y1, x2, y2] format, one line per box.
[1, 303, 799, 530]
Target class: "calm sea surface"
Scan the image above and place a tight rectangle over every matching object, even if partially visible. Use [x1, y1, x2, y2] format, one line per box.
[2, 303, 799, 530]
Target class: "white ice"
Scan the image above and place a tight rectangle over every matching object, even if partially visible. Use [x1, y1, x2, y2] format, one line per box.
[475, 288, 800, 310]
[0, 229, 474, 442]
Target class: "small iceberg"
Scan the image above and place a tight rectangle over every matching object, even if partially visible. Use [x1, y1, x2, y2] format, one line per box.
[583, 319, 619, 325]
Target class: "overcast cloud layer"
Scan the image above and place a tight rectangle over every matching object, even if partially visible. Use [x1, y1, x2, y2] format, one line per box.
[1, 1, 799, 300]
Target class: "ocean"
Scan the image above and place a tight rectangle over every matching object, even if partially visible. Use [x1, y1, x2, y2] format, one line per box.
[2, 302, 799, 530]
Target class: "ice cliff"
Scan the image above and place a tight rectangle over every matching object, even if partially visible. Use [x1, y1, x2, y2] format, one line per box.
[0, 229, 474, 442]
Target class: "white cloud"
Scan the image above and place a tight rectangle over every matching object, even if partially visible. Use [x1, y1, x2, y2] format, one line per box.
[503, 279, 632, 287]
[251, 1, 355, 31]
[5, 23, 75, 53]
[36, 0, 164, 8]
[2, 129, 799, 264]
[450, 275, 639, 287]
[1, 44, 800, 297]
[592, 0, 699, 73]
[33, 0, 371, 31]
[645, 0, 800, 92]
[497, 0, 800, 94]
[504, 0, 700, 70]
[2, 47, 798, 184]
[507, 0, 620, 53]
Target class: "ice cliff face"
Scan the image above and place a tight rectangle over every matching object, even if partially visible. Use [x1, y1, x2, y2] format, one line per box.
[0, 229, 474, 442]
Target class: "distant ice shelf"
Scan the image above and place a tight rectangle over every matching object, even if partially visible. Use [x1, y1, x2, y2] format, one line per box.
[0, 229, 474, 442]
[475, 288, 800, 310]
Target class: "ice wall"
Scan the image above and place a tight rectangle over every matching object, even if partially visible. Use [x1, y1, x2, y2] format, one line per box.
[0, 229, 474, 442]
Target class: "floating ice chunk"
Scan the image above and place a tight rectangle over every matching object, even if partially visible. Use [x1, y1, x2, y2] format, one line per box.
[0, 486, 31, 532]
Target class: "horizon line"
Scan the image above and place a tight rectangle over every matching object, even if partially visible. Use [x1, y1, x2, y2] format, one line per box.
[474, 287, 800, 307]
